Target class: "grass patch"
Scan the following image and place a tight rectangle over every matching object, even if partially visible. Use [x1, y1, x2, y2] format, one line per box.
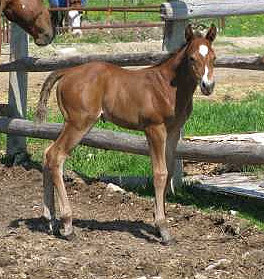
[186, 93, 264, 136]
[222, 15, 264, 37]
[83, 0, 162, 23]
[9, 92, 264, 179]
[45, 0, 264, 38]
[3, 93, 264, 230]
[232, 47, 264, 56]
[2, 93, 264, 188]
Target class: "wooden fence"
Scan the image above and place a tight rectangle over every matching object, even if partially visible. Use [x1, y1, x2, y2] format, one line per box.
[1, 117, 264, 165]
[0, 53, 264, 72]
[2, 0, 264, 184]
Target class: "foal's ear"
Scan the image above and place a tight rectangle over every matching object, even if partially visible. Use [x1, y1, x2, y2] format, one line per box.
[206, 24, 217, 43]
[185, 24, 194, 42]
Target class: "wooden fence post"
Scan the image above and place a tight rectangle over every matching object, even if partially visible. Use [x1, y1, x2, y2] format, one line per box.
[6, 23, 28, 164]
[162, 1, 188, 190]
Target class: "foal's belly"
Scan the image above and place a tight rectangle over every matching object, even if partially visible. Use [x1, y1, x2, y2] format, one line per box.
[102, 103, 172, 131]
[102, 108, 145, 131]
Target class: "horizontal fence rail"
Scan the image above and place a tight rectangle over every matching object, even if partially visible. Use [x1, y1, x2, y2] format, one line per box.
[0, 53, 263, 72]
[49, 5, 160, 13]
[161, 0, 264, 20]
[57, 22, 164, 30]
[1, 117, 264, 164]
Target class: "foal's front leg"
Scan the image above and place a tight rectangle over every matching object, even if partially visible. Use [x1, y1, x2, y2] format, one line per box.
[145, 124, 173, 245]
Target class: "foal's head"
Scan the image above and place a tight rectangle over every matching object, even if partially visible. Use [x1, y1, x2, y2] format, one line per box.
[184, 24, 217, 96]
[3, 0, 54, 46]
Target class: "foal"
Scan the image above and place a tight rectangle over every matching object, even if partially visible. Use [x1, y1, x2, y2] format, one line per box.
[36, 24, 217, 244]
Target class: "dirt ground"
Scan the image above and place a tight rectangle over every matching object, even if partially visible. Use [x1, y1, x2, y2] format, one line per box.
[0, 164, 264, 279]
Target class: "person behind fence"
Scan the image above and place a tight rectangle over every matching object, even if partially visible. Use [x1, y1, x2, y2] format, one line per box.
[49, 0, 87, 35]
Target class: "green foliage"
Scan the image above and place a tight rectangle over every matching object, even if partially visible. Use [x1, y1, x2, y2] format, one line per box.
[66, 146, 151, 177]
[222, 15, 264, 37]
[45, 0, 264, 38]
[16, 93, 264, 179]
[4, 94, 264, 230]
[186, 93, 264, 136]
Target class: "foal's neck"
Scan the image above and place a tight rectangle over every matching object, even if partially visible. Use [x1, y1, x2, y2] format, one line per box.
[160, 45, 196, 89]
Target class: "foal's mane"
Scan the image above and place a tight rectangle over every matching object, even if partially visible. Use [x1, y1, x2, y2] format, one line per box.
[155, 31, 204, 67]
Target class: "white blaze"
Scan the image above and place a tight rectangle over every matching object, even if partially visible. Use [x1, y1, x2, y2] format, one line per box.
[199, 45, 208, 57]
[202, 66, 209, 83]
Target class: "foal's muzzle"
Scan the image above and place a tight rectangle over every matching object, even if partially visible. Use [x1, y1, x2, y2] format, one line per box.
[200, 80, 215, 96]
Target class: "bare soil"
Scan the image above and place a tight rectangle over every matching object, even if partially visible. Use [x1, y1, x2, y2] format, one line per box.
[0, 165, 264, 279]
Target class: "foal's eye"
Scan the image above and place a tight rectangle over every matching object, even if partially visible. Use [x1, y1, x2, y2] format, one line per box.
[212, 56, 216, 65]
[189, 56, 195, 63]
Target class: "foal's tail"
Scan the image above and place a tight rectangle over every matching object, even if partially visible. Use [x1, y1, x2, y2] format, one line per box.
[35, 70, 65, 123]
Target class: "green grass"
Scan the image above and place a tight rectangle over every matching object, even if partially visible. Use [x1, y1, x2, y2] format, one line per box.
[6, 92, 263, 179]
[186, 93, 264, 136]
[3, 93, 264, 230]
[45, 0, 264, 37]
[83, 0, 162, 23]
[1, 93, 264, 178]
[222, 15, 264, 37]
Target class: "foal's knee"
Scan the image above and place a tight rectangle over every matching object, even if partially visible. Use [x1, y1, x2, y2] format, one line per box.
[153, 170, 168, 187]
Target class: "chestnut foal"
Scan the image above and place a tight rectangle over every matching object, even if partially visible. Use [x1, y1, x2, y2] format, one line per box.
[1, 0, 54, 46]
[36, 24, 217, 244]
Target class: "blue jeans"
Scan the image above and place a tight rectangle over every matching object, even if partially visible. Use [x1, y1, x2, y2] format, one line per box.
[49, 0, 87, 7]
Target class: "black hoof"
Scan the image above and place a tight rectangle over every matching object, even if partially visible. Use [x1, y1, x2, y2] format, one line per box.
[58, 231, 76, 241]
[161, 237, 177, 246]
[39, 216, 56, 235]
[157, 223, 176, 246]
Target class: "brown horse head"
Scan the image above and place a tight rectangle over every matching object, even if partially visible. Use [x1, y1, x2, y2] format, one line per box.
[3, 0, 54, 46]
[184, 24, 217, 96]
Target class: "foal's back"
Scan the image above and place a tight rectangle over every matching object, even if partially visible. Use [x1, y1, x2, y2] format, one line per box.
[57, 61, 176, 130]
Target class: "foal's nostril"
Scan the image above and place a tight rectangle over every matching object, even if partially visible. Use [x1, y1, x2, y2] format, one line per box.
[201, 81, 206, 89]
[210, 81, 215, 91]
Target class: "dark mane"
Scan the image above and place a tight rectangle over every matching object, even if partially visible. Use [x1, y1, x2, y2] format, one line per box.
[155, 31, 205, 67]
[152, 43, 187, 68]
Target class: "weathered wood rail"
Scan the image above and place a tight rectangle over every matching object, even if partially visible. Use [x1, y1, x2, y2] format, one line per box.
[1, 117, 264, 165]
[161, 0, 264, 20]
[0, 53, 263, 72]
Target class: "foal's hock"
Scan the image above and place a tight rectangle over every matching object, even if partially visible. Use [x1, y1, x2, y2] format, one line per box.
[35, 24, 217, 244]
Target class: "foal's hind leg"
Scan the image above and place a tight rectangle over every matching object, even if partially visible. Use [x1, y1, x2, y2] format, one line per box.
[145, 124, 173, 245]
[43, 119, 95, 239]
[166, 127, 181, 192]
[43, 160, 56, 234]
